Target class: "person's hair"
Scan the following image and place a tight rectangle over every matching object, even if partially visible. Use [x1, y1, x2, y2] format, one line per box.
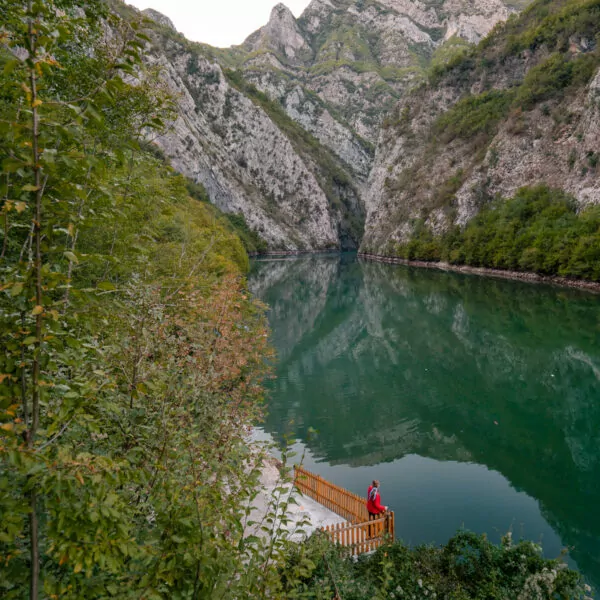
[372, 480, 380, 487]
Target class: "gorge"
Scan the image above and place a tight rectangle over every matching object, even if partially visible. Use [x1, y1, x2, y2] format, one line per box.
[2, 1, 597, 596]
[127, 0, 599, 274]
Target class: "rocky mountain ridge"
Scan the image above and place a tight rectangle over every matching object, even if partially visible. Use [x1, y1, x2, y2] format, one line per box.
[125, 0, 533, 251]
[128, 0, 599, 259]
[361, 0, 600, 254]
[237, 0, 530, 176]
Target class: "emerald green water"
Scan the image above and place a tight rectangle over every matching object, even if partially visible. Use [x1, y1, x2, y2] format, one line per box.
[250, 253, 600, 588]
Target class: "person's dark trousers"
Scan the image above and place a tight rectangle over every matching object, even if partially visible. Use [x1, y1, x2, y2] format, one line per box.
[368, 512, 379, 538]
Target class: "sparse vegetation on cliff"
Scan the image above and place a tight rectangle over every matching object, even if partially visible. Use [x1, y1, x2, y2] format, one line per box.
[364, 0, 600, 258]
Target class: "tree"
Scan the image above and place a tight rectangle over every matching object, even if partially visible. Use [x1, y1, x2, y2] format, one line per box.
[0, 3, 284, 597]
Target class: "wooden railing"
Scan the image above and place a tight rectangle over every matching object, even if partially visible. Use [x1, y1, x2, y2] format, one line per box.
[322, 513, 395, 556]
[294, 466, 369, 523]
[294, 466, 395, 555]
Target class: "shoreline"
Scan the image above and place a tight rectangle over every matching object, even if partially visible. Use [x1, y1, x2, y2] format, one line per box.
[358, 253, 600, 294]
[248, 249, 340, 258]
[247, 456, 346, 542]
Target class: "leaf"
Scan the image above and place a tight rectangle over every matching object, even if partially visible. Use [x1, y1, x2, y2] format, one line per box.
[32, 99, 43, 108]
[15, 201, 27, 213]
[63, 251, 79, 264]
[10, 283, 23, 297]
[2, 157, 26, 173]
[22, 184, 40, 192]
[32, 305, 44, 316]
[0, 423, 14, 432]
[74, 563, 83, 574]
[3, 58, 20, 75]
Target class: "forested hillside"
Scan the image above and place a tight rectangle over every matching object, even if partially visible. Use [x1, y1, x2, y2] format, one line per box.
[0, 2, 292, 597]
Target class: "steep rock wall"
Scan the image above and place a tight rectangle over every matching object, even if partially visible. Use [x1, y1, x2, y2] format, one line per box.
[362, 4, 600, 254]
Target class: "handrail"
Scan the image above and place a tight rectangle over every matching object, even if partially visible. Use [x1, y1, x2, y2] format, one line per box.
[294, 465, 369, 523]
[321, 513, 395, 556]
[293, 465, 395, 556]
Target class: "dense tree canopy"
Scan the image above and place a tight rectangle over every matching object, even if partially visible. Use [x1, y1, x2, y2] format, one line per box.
[388, 186, 600, 281]
[0, 2, 291, 597]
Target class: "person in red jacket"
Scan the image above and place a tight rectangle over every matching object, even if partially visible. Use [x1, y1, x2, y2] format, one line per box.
[366, 479, 388, 517]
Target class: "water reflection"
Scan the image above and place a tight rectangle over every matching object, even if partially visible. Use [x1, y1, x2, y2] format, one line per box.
[250, 254, 600, 588]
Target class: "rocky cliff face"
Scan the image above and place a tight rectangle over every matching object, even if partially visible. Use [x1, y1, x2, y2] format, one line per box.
[142, 8, 176, 30]
[237, 0, 528, 180]
[128, 0, 577, 252]
[128, 0, 533, 252]
[362, 0, 600, 254]
[133, 20, 370, 250]
[149, 48, 339, 250]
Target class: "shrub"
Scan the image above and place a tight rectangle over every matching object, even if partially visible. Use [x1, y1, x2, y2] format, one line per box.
[434, 90, 515, 142]
[390, 186, 600, 281]
[515, 52, 600, 109]
[224, 212, 269, 254]
[294, 530, 588, 599]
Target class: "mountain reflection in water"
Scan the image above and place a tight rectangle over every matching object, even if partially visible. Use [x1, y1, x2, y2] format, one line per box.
[250, 253, 600, 589]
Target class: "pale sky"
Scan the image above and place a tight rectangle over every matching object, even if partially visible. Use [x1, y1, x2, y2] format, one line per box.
[127, 0, 313, 48]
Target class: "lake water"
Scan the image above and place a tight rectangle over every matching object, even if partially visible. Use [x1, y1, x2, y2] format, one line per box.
[249, 253, 600, 589]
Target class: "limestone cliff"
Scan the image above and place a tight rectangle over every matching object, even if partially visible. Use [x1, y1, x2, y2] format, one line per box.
[362, 0, 600, 254]
[125, 0, 544, 252]
[236, 0, 528, 181]
[129, 15, 367, 250]
[141, 8, 176, 30]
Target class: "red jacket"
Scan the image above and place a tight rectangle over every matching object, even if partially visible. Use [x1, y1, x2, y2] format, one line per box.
[366, 485, 386, 514]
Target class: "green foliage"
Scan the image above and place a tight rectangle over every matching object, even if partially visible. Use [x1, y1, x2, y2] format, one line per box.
[184, 178, 210, 203]
[392, 186, 600, 281]
[224, 213, 269, 255]
[294, 530, 588, 599]
[0, 3, 320, 598]
[516, 52, 600, 109]
[428, 36, 472, 78]
[431, 0, 600, 95]
[434, 49, 598, 144]
[435, 90, 515, 142]
[503, 0, 600, 55]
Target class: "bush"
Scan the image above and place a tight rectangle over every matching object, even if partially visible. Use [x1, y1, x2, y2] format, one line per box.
[434, 90, 515, 142]
[294, 530, 588, 599]
[391, 186, 600, 281]
[224, 212, 268, 254]
[516, 52, 600, 109]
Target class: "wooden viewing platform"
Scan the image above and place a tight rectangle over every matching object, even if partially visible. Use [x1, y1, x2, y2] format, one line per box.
[294, 466, 394, 555]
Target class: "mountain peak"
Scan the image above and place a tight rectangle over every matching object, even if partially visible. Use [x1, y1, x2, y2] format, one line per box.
[270, 3, 294, 18]
[142, 8, 176, 31]
[244, 2, 309, 62]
